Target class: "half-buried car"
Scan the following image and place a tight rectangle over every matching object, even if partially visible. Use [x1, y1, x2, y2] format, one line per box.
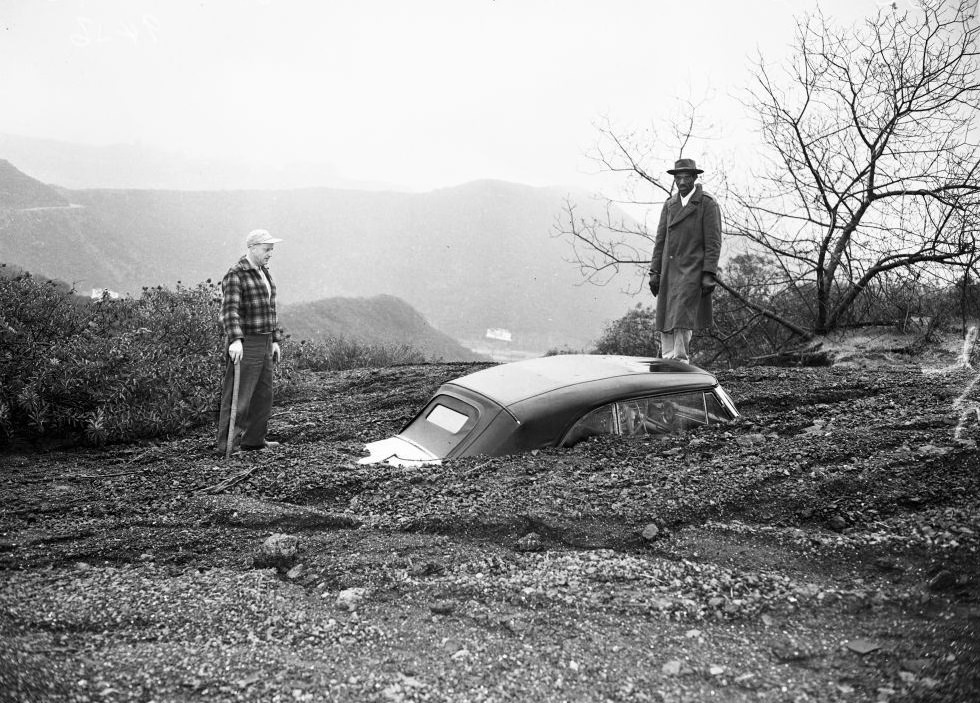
[359, 354, 739, 466]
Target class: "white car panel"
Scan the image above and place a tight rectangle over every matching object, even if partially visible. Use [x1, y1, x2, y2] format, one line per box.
[358, 435, 441, 467]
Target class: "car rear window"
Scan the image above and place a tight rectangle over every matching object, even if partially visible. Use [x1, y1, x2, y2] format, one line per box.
[400, 395, 479, 457]
[425, 404, 469, 433]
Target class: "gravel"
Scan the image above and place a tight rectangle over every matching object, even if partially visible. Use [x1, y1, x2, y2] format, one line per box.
[1, 356, 978, 701]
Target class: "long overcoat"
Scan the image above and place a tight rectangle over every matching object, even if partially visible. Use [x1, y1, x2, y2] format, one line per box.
[649, 185, 722, 331]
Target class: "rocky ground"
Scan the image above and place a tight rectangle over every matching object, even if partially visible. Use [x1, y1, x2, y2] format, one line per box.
[1, 344, 979, 702]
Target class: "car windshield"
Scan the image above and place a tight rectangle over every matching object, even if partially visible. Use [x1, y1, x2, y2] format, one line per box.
[561, 389, 736, 446]
[399, 394, 480, 458]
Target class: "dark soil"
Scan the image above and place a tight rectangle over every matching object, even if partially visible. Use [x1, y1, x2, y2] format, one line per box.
[1, 358, 978, 702]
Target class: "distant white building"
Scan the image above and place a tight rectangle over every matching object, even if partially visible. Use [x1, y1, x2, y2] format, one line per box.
[485, 328, 512, 343]
[90, 288, 120, 300]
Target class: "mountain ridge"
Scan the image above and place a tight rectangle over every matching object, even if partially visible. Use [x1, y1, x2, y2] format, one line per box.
[0, 133, 401, 192]
[0, 160, 639, 350]
[0, 159, 69, 209]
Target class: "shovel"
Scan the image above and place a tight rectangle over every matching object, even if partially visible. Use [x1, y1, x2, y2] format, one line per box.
[225, 360, 241, 459]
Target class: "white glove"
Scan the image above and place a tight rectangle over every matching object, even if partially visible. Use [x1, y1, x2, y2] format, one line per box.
[228, 339, 243, 364]
[272, 342, 281, 363]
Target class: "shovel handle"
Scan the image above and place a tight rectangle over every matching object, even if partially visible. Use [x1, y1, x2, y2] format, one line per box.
[225, 360, 241, 459]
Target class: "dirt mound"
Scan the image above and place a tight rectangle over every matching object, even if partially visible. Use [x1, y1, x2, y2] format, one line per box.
[825, 326, 977, 369]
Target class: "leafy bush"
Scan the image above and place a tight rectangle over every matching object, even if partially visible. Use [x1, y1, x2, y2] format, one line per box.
[0, 271, 225, 445]
[0, 267, 432, 446]
[592, 304, 660, 356]
[288, 336, 426, 371]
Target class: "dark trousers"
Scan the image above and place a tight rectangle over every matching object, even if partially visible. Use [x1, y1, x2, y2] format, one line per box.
[216, 334, 274, 452]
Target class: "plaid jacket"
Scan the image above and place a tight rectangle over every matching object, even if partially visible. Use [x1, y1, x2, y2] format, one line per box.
[220, 256, 282, 342]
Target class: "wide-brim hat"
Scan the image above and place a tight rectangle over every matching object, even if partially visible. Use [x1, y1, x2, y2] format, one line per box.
[666, 158, 704, 175]
[245, 229, 283, 247]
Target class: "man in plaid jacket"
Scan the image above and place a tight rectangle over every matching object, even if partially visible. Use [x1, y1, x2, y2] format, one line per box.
[216, 229, 284, 454]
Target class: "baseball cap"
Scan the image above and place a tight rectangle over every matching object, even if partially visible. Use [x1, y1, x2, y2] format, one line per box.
[245, 229, 283, 247]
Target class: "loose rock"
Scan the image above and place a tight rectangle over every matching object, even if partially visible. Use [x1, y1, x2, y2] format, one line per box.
[336, 587, 369, 611]
[253, 532, 300, 570]
[770, 636, 813, 662]
[927, 569, 958, 592]
[515, 532, 543, 552]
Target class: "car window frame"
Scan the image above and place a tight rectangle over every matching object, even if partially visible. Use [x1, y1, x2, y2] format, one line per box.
[558, 387, 735, 446]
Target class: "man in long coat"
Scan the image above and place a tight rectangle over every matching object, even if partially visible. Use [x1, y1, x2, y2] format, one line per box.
[648, 158, 722, 362]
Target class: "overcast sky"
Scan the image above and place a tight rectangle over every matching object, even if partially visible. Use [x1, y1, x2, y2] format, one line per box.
[2, 0, 900, 192]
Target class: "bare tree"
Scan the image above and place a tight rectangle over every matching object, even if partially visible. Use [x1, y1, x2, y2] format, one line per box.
[733, 0, 980, 334]
[557, 1, 979, 347]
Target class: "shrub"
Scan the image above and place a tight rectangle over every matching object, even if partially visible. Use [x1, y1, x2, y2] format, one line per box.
[544, 346, 587, 356]
[288, 336, 426, 372]
[0, 268, 431, 446]
[0, 273, 225, 445]
[698, 254, 814, 367]
[592, 304, 660, 356]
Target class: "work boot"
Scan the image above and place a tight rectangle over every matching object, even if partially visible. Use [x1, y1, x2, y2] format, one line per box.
[242, 440, 280, 451]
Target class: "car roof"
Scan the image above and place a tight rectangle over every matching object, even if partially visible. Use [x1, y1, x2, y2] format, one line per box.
[444, 354, 718, 413]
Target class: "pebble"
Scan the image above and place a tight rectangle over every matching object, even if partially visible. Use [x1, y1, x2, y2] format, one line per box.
[900, 658, 930, 673]
[927, 570, 957, 592]
[770, 636, 813, 662]
[261, 533, 299, 559]
[430, 600, 456, 615]
[845, 638, 880, 655]
[641, 524, 660, 541]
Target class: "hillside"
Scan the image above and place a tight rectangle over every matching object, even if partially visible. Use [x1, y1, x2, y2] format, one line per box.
[0, 159, 68, 209]
[0, 164, 143, 290]
[1, 352, 977, 701]
[279, 294, 485, 361]
[0, 162, 637, 351]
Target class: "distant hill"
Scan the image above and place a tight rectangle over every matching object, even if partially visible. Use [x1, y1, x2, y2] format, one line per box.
[0, 162, 143, 291]
[0, 133, 399, 192]
[279, 294, 485, 361]
[0, 162, 640, 351]
[0, 160, 68, 209]
[0, 261, 74, 294]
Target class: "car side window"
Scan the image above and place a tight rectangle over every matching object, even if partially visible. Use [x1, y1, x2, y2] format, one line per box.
[704, 391, 731, 424]
[561, 404, 615, 447]
[563, 390, 733, 445]
[618, 393, 707, 435]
